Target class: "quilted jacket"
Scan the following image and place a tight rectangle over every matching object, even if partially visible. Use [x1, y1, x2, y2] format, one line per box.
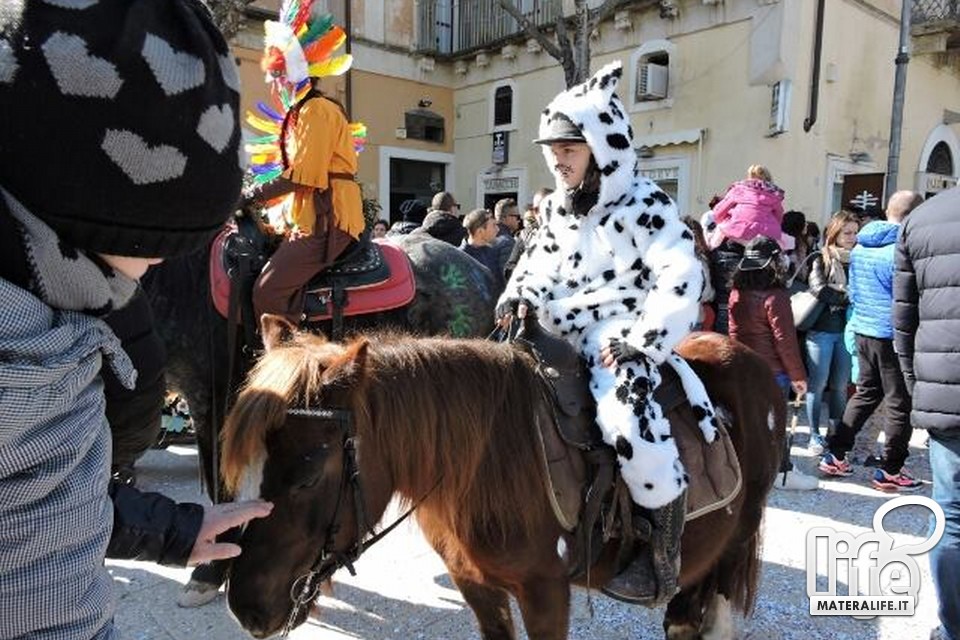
[848, 220, 900, 339]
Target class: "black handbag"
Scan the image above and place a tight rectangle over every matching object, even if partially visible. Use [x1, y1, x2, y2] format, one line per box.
[790, 289, 826, 331]
[787, 252, 825, 331]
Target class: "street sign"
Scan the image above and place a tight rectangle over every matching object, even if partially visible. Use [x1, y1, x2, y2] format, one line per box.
[492, 130, 509, 165]
[842, 173, 884, 217]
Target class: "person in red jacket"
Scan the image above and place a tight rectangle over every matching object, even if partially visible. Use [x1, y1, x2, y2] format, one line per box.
[729, 236, 817, 490]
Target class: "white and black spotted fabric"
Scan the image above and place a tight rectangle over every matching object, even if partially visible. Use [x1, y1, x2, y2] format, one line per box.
[499, 62, 718, 509]
[0, 0, 243, 258]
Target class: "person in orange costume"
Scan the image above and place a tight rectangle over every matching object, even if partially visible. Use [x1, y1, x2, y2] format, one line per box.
[247, 78, 365, 322]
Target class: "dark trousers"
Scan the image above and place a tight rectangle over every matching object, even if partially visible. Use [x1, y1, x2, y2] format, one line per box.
[252, 227, 354, 323]
[776, 374, 794, 474]
[828, 334, 913, 474]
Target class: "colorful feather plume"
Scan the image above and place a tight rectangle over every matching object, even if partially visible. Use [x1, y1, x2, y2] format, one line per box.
[245, 84, 367, 184]
[262, 0, 351, 84]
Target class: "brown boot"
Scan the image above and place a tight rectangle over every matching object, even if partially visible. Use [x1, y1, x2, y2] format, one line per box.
[602, 490, 686, 607]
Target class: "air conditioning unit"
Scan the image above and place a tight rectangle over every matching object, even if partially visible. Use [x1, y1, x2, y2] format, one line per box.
[768, 80, 791, 136]
[636, 62, 668, 101]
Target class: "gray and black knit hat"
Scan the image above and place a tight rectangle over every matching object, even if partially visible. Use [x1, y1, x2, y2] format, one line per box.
[0, 0, 244, 258]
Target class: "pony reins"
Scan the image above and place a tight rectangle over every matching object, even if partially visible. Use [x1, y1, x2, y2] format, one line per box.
[280, 405, 441, 637]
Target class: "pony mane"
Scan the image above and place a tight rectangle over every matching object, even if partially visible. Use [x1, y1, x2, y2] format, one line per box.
[221, 331, 351, 492]
[358, 336, 549, 548]
[222, 332, 550, 548]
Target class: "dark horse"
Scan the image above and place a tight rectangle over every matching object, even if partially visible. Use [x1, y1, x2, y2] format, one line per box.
[140, 231, 497, 596]
[221, 319, 784, 639]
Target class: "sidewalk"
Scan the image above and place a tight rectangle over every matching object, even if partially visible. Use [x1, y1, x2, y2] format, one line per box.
[110, 423, 944, 639]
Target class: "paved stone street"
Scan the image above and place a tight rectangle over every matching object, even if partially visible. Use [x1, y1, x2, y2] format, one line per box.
[111, 422, 944, 640]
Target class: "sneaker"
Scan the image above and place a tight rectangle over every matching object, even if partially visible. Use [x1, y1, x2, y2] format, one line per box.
[872, 468, 922, 492]
[819, 453, 853, 477]
[808, 433, 827, 455]
[775, 469, 819, 491]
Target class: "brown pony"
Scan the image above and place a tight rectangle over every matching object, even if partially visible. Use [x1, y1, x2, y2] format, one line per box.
[222, 318, 784, 639]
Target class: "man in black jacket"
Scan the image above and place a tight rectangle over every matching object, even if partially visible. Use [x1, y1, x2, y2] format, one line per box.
[893, 186, 960, 640]
[420, 190, 466, 246]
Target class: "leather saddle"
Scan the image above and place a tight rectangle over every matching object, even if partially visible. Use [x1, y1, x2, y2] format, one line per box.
[511, 321, 742, 577]
[210, 216, 415, 339]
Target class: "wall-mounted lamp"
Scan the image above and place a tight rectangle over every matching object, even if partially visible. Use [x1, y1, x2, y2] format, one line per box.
[418, 98, 433, 108]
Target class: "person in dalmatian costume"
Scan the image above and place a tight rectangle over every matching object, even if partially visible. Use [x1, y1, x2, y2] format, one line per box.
[496, 61, 719, 606]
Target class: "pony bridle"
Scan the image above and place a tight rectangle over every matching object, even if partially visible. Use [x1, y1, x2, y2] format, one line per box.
[278, 406, 435, 637]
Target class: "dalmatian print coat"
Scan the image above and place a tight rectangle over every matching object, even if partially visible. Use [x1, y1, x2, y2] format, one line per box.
[499, 62, 718, 509]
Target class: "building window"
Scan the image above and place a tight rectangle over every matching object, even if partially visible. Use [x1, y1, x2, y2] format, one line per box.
[405, 109, 445, 143]
[629, 39, 676, 112]
[494, 85, 513, 127]
[928, 141, 954, 176]
[636, 52, 669, 102]
[490, 80, 517, 132]
[637, 157, 689, 214]
[768, 80, 791, 136]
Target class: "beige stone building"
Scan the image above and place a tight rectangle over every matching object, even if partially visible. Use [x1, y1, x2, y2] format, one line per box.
[231, 0, 960, 226]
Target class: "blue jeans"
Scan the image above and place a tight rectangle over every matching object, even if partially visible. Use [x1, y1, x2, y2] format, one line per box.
[930, 431, 960, 640]
[805, 330, 851, 435]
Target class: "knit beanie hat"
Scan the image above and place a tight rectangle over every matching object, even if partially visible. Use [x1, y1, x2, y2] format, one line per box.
[0, 0, 244, 258]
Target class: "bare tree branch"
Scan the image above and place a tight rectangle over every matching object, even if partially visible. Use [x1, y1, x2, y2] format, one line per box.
[205, 0, 258, 40]
[497, 0, 563, 60]
[554, 16, 577, 87]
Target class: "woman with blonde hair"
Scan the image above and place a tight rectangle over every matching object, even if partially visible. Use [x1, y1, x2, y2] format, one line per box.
[804, 210, 860, 452]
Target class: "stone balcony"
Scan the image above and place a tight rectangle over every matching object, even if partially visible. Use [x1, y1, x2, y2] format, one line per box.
[913, 0, 960, 55]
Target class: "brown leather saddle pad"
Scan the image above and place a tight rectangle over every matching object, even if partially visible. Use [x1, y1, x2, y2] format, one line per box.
[523, 330, 742, 533]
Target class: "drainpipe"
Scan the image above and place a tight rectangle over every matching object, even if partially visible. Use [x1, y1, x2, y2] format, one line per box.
[345, 0, 353, 119]
[803, 0, 825, 132]
[697, 129, 705, 206]
[885, 0, 912, 198]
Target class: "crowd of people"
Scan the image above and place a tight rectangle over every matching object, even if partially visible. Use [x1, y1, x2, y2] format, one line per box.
[1, 0, 958, 638]
[683, 165, 928, 493]
[373, 188, 554, 299]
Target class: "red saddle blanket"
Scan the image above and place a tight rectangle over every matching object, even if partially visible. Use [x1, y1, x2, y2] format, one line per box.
[210, 230, 416, 323]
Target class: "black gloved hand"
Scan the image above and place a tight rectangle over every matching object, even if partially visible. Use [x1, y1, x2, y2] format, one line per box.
[606, 337, 644, 365]
[495, 297, 533, 322]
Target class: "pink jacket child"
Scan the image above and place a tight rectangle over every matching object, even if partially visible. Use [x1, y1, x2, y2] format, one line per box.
[708, 170, 791, 250]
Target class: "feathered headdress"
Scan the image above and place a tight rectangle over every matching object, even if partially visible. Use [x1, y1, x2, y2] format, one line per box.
[245, 0, 366, 185]
[260, 0, 353, 85]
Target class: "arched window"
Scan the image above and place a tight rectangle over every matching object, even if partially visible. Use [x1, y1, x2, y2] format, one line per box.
[927, 141, 954, 176]
[494, 85, 513, 126]
[490, 80, 517, 131]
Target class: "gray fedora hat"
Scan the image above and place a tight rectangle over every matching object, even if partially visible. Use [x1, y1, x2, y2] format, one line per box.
[533, 114, 587, 145]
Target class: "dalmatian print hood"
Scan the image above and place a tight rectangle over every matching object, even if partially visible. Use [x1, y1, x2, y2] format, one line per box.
[539, 61, 637, 210]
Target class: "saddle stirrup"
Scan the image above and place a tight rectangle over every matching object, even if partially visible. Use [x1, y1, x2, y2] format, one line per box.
[602, 490, 686, 607]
